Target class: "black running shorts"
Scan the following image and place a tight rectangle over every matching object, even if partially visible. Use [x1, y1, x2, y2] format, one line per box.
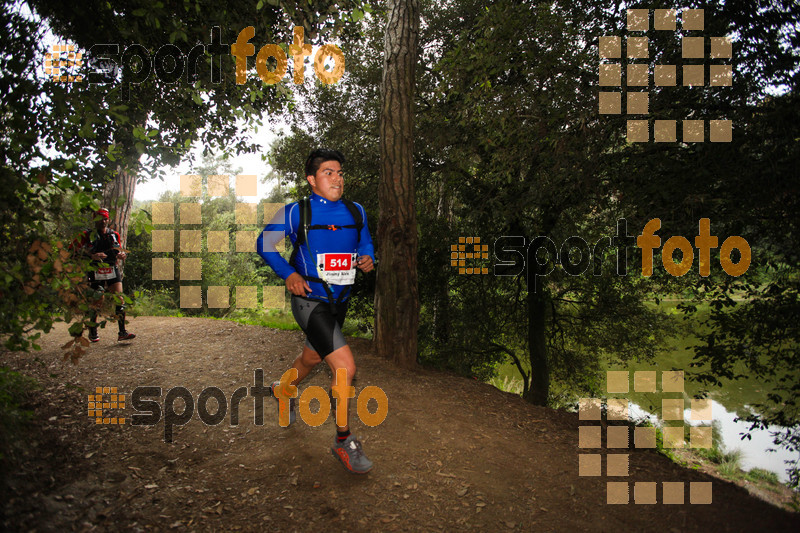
[290, 295, 349, 358]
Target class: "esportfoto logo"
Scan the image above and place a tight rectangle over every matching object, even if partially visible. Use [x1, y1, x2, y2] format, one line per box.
[48, 26, 344, 98]
[452, 218, 751, 291]
[90, 369, 388, 443]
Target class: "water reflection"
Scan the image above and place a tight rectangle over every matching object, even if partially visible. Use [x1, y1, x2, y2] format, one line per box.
[630, 399, 795, 483]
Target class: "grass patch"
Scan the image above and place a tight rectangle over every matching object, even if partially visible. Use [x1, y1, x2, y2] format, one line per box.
[130, 289, 179, 317]
[489, 375, 525, 395]
[686, 424, 784, 491]
[652, 423, 681, 463]
[689, 422, 747, 479]
[652, 421, 791, 495]
[693, 443, 744, 469]
[205, 309, 302, 332]
[128, 289, 373, 339]
[746, 468, 780, 484]
[715, 448, 744, 478]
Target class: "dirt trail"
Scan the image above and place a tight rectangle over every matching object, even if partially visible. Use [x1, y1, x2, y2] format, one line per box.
[1, 317, 798, 532]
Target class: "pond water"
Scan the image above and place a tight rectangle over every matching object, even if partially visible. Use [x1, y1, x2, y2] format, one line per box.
[494, 339, 799, 484]
[629, 399, 796, 483]
[494, 301, 800, 482]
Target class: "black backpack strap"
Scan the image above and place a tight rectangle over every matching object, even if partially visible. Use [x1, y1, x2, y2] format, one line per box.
[288, 197, 362, 308]
[303, 199, 362, 238]
[289, 197, 311, 269]
[342, 199, 363, 244]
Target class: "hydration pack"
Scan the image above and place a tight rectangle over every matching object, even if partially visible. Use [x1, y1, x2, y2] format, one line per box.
[288, 196, 364, 308]
[288, 196, 363, 269]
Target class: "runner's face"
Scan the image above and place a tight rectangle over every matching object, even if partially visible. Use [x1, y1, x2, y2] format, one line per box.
[307, 160, 343, 202]
[95, 218, 107, 232]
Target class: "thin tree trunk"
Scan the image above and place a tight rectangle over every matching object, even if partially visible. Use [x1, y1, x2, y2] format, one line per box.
[374, 0, 420, 369]
[521, 207, 557, 404]
[433, 178, 452, 345]
[525, 286, 550, 405]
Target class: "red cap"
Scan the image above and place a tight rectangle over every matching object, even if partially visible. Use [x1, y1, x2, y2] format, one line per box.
[96, 208, 110, 220]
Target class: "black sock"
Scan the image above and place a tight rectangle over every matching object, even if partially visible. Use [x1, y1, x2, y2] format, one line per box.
[116, 305, 126, 333]
[336, 429, 351, 442]
[88, 311, 98, 337]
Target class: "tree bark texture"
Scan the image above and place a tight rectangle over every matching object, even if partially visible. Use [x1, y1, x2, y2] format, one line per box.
[102, 166, 137, 247]
[102, 166, 137, 278]
[374, 0, 420, 369]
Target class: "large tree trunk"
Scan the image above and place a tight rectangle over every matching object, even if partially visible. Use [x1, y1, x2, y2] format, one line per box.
[102, 166, 137, 278]
[374, 0, 420, 369]
[102, 166, 137, 246]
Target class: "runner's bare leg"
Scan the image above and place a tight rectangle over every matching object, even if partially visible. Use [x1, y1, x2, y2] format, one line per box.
[324, 345, 356, 432]
[290, 345, 322, 385]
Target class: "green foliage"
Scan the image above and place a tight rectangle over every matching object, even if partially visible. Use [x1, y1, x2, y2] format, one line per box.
[27, 0, 368, 177]
[1, 0, 369, 357]
[694, 441, 738, 466]
[0, 6, 104, 352]
[266, 0, 678, 400]
[715, 448, 745, 479]
[125, 154, 286, 318]
[489, 375, 525, 395]
[129, 289, 179, 317]
[0, 367, 39, 460]
[0, 193, 104, 352]
[745, 468, 780, 485]
[606, 0, 800, 486]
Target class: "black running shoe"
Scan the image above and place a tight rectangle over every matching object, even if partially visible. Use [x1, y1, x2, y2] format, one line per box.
[118, 331, 136, 341]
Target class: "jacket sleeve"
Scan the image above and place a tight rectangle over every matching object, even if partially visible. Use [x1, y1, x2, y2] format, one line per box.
[256, 203, 297, 280]
[355, 203, 375, 261]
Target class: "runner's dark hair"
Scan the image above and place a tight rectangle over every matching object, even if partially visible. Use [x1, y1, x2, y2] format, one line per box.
[305, 148, 345, 178]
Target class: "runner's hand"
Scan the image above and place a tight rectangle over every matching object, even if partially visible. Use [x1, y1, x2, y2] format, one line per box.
[356, 255, 374, 273]
[91, 252, 107, 261]
[117, 250, 127, 260]
[285, 272, 312, 296]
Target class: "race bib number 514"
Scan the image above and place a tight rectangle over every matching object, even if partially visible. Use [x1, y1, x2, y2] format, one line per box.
[317, 253, 357, 285]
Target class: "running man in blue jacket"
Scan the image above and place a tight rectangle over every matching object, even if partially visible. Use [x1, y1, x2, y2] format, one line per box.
[256, 149, 375, 473]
